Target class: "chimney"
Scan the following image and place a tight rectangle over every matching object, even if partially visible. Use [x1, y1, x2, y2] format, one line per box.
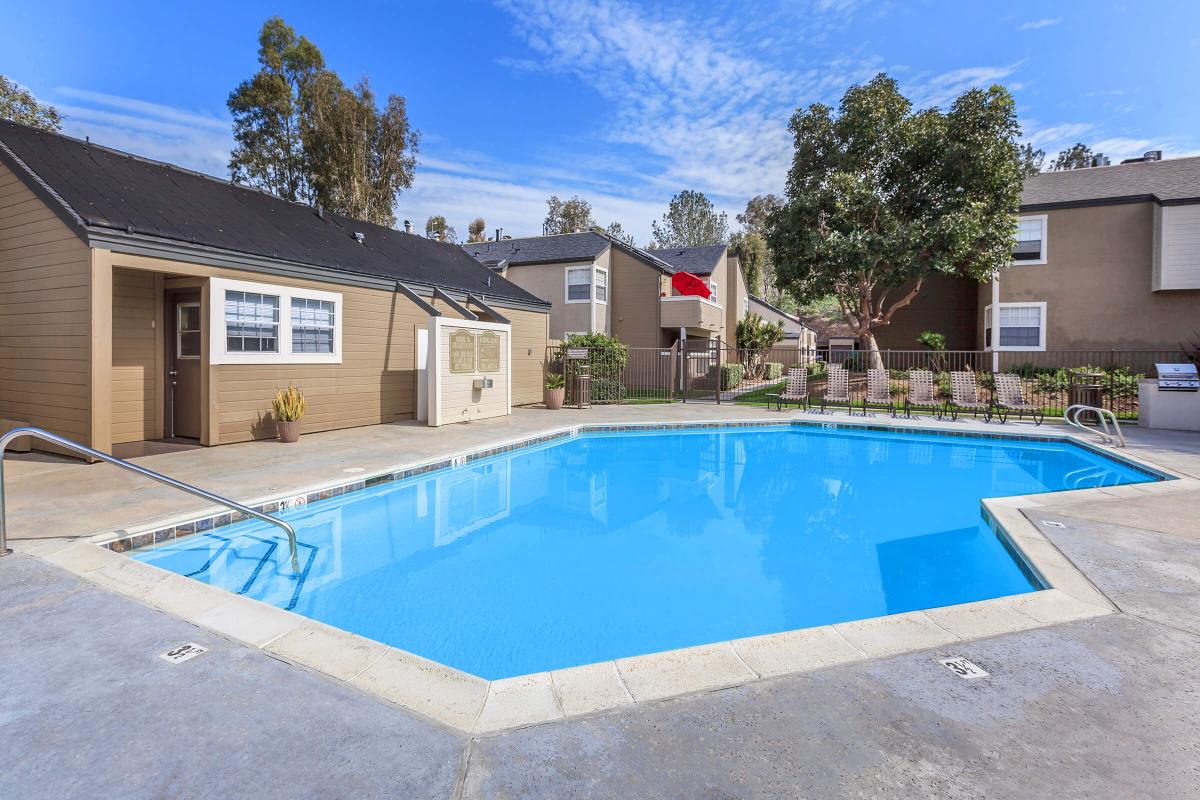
[495, 228, 502, 241]
[1091, 153, 1110, 167]
[1143, 150, 1163, 162]
[403, 219, 414, 234]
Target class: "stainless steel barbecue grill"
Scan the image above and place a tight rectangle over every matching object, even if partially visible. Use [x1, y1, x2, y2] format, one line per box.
[1155, 363, 1200, 392]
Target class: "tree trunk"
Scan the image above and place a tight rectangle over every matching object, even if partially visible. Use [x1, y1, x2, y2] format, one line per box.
[861, 331, 885, 371]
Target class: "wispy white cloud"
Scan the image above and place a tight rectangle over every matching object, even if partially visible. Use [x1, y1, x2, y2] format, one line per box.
[1017, 17, 1062, 31]
[905, 63, 1022, 108]
[49, 86, 232, 177]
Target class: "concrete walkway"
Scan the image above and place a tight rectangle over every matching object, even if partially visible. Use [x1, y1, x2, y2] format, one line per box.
[4, 406, 1200, 797]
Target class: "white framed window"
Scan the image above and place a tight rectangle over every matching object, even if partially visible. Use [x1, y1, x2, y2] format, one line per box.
[562, 331, 586, 341]
[565, 267, 592, 303]
[225, 291, 279, 353]
[291, 297, 336, 354]
[985, 302, 1047, 351]
[209, 277, 342, 364]
[594, 267, 608, 303]
[1011, 215, 1047, 265]
[176, 302, 201, 359]
[707, 280, 718, 301]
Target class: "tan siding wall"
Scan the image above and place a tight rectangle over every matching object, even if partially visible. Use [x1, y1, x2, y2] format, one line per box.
[609, 248, 663, 347]
[724, 251, 747, 343]
[100, 251, 549, 443]
[110, 268, 160, 443]
[501, 259, 596, 338]
[507, 307, 550, 405]
[0, 162, 93, 443]
[985, 202, 1200, 349]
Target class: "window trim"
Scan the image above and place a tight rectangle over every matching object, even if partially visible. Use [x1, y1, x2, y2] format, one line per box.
[1010, 214, 1048, 266]
[209, 277, 343, 365]
[594, 267, 608, 304]
[564, 265, 593, 304]
[175, 302, 202, 360]
[984, 301, 1047, 352]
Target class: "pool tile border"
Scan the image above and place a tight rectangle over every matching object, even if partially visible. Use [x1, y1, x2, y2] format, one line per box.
[33, 413, 1187, 735]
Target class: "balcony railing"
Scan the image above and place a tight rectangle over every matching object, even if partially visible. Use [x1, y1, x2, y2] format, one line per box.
[660, 294, 723, 333]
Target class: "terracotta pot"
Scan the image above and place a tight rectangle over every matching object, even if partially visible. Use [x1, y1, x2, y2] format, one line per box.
[543, 387, 565, 410]
[277, 419, 302, 443]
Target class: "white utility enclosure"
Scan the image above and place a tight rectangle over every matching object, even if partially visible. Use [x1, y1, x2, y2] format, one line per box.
[424, 317, 511, 427]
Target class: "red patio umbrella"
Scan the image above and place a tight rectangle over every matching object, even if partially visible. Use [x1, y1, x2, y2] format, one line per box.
[671, 271, 711, 299]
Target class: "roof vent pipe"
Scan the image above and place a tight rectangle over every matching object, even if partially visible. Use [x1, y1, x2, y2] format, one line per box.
[403, 220, 414, 234]
[354, 232, 365, 244]
[1144, 150, 1163, 162]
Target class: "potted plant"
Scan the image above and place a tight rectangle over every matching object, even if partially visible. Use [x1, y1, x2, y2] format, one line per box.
[273, 384, 306, 443]
[543, 372, 565, 410]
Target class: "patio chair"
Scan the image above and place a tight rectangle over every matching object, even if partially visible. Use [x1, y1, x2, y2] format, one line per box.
[903, 370, 943, 419]
[820, 365, 854, 414]
[946, 371, 992, 422]
[775, 368, 809, 411]
[863, 368, 896, 417]
[993, 373, 1044, 425]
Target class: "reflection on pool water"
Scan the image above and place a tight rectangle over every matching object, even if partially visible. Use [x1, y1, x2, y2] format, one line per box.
[135, 425, 1158, 679]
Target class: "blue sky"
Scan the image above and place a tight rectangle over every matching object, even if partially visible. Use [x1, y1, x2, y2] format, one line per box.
[4, 0, 1199, 243]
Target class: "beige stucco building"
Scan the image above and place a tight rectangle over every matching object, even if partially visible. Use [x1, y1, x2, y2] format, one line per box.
[0, 120, 550, 455]
[464, 234, 748, 349]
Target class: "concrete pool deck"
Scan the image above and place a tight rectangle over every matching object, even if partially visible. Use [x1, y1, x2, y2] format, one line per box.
[4, 405, 1200, 796]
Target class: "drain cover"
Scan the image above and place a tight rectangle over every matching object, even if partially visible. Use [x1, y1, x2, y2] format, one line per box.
[160, 643, 208, 664]
[938, 656, 988, 679]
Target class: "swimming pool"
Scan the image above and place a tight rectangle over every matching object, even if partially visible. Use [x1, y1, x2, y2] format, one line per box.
[134, 425, 1158, 679]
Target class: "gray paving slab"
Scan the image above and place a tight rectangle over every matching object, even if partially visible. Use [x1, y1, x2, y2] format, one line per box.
[0, 554, 465, 800]
[463, 614, 1200, 800]
[1028, 510, 1200, 637]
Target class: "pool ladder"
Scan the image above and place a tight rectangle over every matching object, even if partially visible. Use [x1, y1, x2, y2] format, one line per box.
[0, 426, 299, 570]
[1064, 404, 1126, 448]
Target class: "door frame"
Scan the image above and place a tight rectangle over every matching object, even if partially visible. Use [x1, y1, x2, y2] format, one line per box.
[165, 288, 203, 439]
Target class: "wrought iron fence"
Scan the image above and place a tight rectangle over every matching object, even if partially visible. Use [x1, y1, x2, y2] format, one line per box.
[544, 343, 1182, 418]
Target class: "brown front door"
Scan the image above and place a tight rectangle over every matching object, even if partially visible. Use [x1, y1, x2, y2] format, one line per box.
[166, 291, 202, 439]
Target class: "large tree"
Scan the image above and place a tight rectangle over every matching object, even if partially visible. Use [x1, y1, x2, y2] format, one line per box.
[766, 73, 1024, 368]
[303, 75, 418, 226]
[733, 194, 783, 296]
[227, 18, 324, 203]
[651, 190, 729, 248]
[1018, 142, 1045, 176]
[1051, 142, 1094, 170]
[543, 195, 595, 234]
[602, 221, 634, 246]
[0, 76, 62, 131]
[424, 215, 457, 243]
[467, 217, 487, 243]
[228, 17, 419, 224]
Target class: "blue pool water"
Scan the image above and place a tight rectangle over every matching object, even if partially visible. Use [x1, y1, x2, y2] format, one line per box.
[135, 426, 1158, 679]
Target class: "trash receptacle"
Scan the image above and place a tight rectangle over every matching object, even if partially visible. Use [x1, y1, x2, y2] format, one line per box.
[573, 374, 591, 409]
[1069, 369, 1105, 422]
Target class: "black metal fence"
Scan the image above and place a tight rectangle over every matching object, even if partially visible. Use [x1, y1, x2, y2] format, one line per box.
[545, 343, 1181, 418]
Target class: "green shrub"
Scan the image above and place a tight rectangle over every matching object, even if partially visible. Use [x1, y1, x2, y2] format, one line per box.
[807, 360, 827, 377]
[839, 352, 868, 372]
[560, 332, 628, 382]
[764, 362, 783, 380]
[590, 378, 627, 403]
[720, 363, 745, 390]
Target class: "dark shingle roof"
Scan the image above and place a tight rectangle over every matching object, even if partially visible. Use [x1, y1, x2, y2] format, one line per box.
[1021, 156, 1200, 207]
[0, 119, 546, 306]
[748, 294, 814, 331]
[645, 244, 728, 275]
[463, 232, 610, 265]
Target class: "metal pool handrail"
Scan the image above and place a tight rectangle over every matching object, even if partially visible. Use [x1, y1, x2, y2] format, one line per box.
[0, 427, 298, 569]
[1064, 404, 1127, 448]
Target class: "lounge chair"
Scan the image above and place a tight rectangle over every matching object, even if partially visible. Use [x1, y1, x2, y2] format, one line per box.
[775, 368, 809, 411]
[904, 370, 943, 419]
[946, 371, 992, 422]
[863, 368, 896, 417]
[993, 373, 1044, 424]
[820, 365, 854, 414]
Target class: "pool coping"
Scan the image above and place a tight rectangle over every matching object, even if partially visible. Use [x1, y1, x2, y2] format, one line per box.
[19, 413, 1199, 735]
